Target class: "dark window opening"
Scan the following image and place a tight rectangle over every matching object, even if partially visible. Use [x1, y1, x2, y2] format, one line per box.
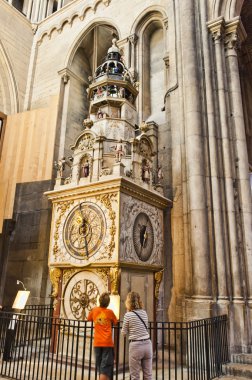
[12, 0, 24, 12]
[52, 1, 58, 13]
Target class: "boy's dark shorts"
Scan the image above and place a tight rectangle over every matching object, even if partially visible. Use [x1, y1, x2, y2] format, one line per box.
[94, 347, 114, 378]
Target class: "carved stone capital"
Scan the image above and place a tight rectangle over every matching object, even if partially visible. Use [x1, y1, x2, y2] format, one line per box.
[207, 17, 225, 42]
[128, 34, 138, 45]
[102, 0, 111, 6]
[62, 73, 70, 84]
[224, 31, 239, 50]
[163, 17, 168, 30]
[225, 18, 247, 51]
[163, 54, 169, 68]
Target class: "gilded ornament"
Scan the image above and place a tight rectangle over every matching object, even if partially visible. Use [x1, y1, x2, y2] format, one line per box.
[53, 200, 73, 259]
[110, 266, 120, 295]
[63, 269, 79, 285]
[95, 268, 109, 283]
[49, 267, 62, 298]
[96, 193, 117, 258]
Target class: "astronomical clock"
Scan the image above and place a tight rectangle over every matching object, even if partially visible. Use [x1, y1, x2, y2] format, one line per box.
[46, 39, 171, 321]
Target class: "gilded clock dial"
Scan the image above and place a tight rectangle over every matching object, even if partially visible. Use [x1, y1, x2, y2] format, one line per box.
[64, 202, 106, 259]
[63, 271, 106, 320]
[133, 212, 154, 261]
[69, 278, 99, 320]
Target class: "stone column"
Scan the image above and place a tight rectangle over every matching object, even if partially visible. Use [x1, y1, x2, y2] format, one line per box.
[58, 0, 63, 10]
[58, 71, 70, 159]
[31, 0, 40, 22]
[128, 34, 138, 78]
[225, 18, 252, 301]
[207, 18, 243, 301]
[179, 1, 211, 301]
[26, 0, 33, 20]
[39, 0, 48, 21]
[203, 17, 229, 301]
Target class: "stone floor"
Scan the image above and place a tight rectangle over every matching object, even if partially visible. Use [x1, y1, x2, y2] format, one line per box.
[213, 354, 252, 380]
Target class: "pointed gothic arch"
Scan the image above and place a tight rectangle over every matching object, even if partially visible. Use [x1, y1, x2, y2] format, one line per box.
[0, 41, 19, 115]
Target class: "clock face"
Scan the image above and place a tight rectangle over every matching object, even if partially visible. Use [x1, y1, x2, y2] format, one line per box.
[63, 270, 106, 320]
[64, 202, 106, 259]
[133, 212, 154, 261]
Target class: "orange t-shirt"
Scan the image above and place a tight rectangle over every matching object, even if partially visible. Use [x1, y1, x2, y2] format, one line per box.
[87, 307, 118, 347]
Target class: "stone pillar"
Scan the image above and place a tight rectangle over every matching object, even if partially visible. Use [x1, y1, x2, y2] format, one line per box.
[26, 0, 33, 20]
[179, 1, 211, 302]
[39, 0, 48, 21]
[207, 18, 243, 301]
[128, 34, 138, 78]
[202, 16, 229, 302]
[225, 18, 252, 302]
[32, 0, 40, 22]
[57, 71, 70, 160]
[58, 0, 63, 10]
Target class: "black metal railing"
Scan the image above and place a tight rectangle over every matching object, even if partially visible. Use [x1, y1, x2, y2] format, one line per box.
[3, 304, 53, 319]
[0, 312, 229, 380]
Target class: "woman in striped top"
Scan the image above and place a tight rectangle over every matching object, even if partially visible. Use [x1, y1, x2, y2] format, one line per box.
[121, 292, 152, 380]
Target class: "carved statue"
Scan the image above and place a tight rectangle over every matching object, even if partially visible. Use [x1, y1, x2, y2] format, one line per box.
[114, 139, 125, 162]
[139, 121, 149, 134]
[54, 157, 66, 178]
[157, 166, 164, 183]
[49, 267, 62, 298]
[81, 160, 90, 178]
[83, 118, 93, 129]
[154, 270, 164, 300]
[142, 160, 151, 183]
[110, 266, 120, 295]
[97, 108, 104, 119]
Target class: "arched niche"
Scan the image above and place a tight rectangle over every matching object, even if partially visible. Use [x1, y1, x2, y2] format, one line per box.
[239, 0, 252, 168]
[210, 0, 245, 20]
[136, 14, 166, 123]
[63, 24, 118, 157]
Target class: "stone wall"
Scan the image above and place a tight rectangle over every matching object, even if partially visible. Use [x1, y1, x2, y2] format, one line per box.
[0, 1, 33, 114]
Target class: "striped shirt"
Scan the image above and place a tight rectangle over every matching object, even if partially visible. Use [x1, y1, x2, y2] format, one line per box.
[121, 309, 150, 340]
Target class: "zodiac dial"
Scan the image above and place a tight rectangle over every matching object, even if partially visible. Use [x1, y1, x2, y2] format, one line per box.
[64, 202, 106, 259]
[133, 212, 154, 261]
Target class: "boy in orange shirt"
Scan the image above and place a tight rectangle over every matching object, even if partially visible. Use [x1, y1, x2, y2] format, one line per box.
[87, 292, 118, 380]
